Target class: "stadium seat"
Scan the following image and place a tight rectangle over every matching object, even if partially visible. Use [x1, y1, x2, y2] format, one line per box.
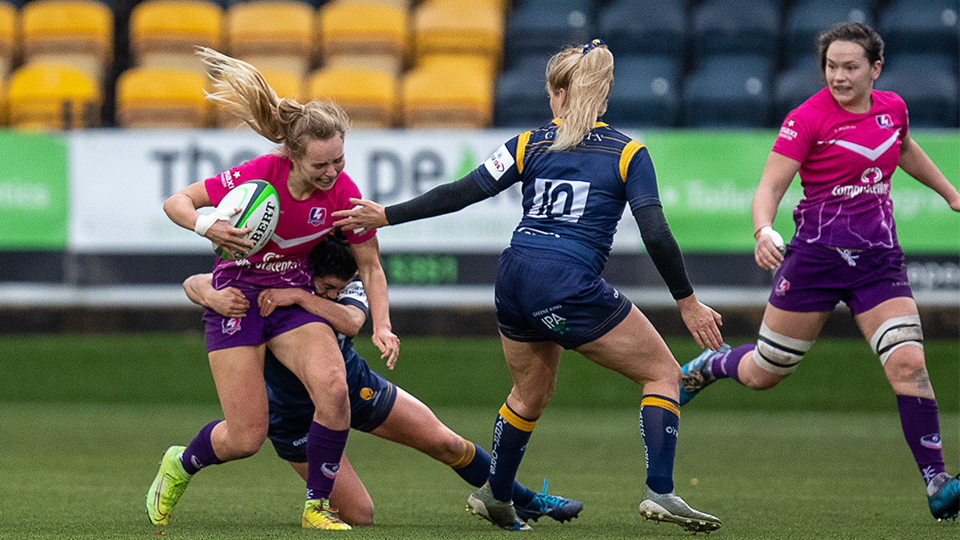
[596, 0, 687, 59]
[879, 0, 960, 62]
[604, 54, 681, 128]
[876, 54, 959, 128]
[7, 62, 101, 129]
[0, 1, 15, 79]
[691, 0, 780, 61]
[504, 0, 594, 66]
[412, 1, 504, 79]
[493, 53, 553, 127]
[773, 57, 823, 122]
[682, 54, 775, 128]
[20, 0, 114, 81]
[401, 62, 493, 128]
[130, 0, 224, 72]
[306, 66, 397, 128]
[784, 0, 872, 67]
[226, 0, 315, 77]
[115, 66, 210, 128]
[317, 1, 408, 74]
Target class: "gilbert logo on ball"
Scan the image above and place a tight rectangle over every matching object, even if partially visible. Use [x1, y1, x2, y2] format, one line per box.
[213, 180, 280, 261]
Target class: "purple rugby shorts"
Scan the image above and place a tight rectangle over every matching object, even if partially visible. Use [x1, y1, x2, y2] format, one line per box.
[203, 287, 329, 352]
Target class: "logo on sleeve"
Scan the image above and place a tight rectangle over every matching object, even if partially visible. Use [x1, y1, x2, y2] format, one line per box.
[483, 144, 515, 181]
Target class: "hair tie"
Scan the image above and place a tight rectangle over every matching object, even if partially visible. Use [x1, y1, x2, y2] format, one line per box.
[582, 38, 607, 54]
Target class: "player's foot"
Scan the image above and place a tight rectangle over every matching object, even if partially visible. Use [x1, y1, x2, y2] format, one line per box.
[467, 483, 532, 531]
[928, 472, 960, 521]
[302, 499, 352, 530]
[146, 445, 192, 525]
[515, 479, 583, 523]
[679, 343, 731, 406]
[638, 487, 721, 534]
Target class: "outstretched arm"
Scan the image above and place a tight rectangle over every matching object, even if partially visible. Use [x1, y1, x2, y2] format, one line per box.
[898, 135, 960, 211]
[350, 236, 401, 368]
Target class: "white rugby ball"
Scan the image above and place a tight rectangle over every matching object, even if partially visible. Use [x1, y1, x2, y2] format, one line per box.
[213, 179, 280, 261]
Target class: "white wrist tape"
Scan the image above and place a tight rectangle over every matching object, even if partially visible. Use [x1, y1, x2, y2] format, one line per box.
[758, 226, 785, 250]
[194, 207, 237, 237]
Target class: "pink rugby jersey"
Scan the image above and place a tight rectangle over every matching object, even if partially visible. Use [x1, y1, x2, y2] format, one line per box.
[772, 87, 908, 250]
[204, 153, 374, 291]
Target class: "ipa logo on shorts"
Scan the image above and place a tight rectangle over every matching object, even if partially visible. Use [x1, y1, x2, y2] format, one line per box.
[541, 313, 568, 335]
[774, 277, 790, 297]
[222, 317, 242, 335]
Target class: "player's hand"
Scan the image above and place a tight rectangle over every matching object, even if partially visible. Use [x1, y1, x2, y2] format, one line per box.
[676, 295, 723, 351]
[207, 286, 249, 318]
[206, 212, 253, 260]
[332, 198, 388, 235]
[372, 328, 400, 369]
[258, 288, 305, 317]
[754, 233, 785, 270]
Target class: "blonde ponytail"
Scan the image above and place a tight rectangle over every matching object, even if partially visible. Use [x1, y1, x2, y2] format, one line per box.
[545, 40, 614, 152]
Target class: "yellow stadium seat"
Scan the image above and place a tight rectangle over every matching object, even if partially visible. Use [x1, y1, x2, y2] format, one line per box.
[217, 67, 304, 129]
[130, 0, 223, 72]
[115, 66, 210, 128]
[227, 0, 315, 77]
[412, 1, 503, 78]
[306, 66, 397, 128]
[0, 1, 15, 79]
[20, 0, 113, 81]
[8, 62, 101, 130]
[401, 62, 492, 128]
[317, 1, 408, 74]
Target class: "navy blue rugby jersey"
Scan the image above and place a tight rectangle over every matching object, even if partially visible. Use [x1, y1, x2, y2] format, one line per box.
[469, 120, 660, 274]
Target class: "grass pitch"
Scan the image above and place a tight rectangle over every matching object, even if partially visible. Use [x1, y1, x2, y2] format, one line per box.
[0, 334, 957, 539]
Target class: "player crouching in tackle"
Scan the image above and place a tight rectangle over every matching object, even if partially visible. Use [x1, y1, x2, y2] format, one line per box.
[158, 232, 583, 527]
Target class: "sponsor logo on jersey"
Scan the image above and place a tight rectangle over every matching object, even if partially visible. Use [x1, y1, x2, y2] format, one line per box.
[321, 462, 340, 479]
[308, 207, 327, 226]
[541, 313, 568, 335]
[921, 434, 942, 449]
[220, 170, 236, 190]
[482, 144, 515, 181]
[876, 114, 894, 128]
[222, 317, 242, 335]
[778, 126, 798, 141]
[774, 277, 790, 297]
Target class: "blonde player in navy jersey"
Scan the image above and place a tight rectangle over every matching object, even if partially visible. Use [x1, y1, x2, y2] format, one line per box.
[185, 233, 584, 526]
[333, 40, 724, 534]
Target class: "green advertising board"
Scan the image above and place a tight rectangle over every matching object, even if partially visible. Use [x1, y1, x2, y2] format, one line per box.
[644, 130, 960, 254]
[0, 132, 68, 249]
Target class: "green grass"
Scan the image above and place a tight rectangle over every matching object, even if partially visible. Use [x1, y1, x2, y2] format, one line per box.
[1, 334, 958, 539]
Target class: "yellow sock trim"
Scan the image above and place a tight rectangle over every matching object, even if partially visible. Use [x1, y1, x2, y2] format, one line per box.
[449, 437, 476, 470]
[640, 395, 680, 419]
[499, 403, 537, 432]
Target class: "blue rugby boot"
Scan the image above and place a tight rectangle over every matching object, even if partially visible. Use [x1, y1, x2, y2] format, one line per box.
[928, 473, 960, 521]
[679, 343, 730, 406]
[515, 480, 583, 523]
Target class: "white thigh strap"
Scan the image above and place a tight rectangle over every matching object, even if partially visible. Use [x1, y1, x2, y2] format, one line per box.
[754, 322, 814, 375]
[869, 315, 923, 366]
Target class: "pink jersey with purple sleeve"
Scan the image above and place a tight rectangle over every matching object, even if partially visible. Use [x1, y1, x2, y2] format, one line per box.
[204, 153, 375, 291]
[771, 87, 908, 249]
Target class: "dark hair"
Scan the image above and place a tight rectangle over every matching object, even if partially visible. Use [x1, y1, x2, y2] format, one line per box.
[817, 22, 884, 75]
[309, 231, 357, 282]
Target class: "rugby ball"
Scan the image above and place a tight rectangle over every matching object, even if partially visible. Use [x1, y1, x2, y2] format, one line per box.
[213, 179, 280, 261]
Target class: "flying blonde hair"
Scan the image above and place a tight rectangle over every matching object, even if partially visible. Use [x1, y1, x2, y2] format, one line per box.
[545, 40, 614, 151]
[196, 47, 350, 160]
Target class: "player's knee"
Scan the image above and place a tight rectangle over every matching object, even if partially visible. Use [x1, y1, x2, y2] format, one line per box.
[230, 428, 266, 458]
[883, 347, 928, 386]
[340, 503, 374, 527]
[870, 314, 923, 367]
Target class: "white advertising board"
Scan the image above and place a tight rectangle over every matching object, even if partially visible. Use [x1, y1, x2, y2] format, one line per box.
[68, 129, 641, 254]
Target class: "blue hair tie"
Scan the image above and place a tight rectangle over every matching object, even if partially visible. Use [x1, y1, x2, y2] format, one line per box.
[582, 38, 606, 54]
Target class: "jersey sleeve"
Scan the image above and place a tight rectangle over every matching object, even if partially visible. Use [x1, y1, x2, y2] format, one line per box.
[624, 145, 662, 213]
[471, 133, 525, 196]
[204, 154, 279, 206]
[771, 107, 815, 163]
[337, 278, 370, 318]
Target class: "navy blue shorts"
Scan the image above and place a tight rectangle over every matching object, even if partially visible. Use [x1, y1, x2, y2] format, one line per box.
[769, 242, 913, 315]
[495, 247, 632, 349]
[264, 347, 398, 462]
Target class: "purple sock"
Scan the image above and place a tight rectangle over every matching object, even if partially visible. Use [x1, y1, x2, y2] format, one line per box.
[896, 395, 946, 486]
[180, 420, 224, 475]
[306, 422, 349, 501]
[708, 344, 754, 383]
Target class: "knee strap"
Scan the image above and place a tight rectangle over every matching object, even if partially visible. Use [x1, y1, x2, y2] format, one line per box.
[869, 315, 923, 366]
[754, 322, 814, 375]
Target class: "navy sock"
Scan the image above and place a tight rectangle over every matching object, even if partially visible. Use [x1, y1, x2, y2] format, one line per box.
[305, 422, 349, 501]
[451, 440, 536, 506]
[488, 403, 537, 502]
[639, 395, 680, 494]
[180, 420, 223, 475]
[896, 394, 946, 486]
